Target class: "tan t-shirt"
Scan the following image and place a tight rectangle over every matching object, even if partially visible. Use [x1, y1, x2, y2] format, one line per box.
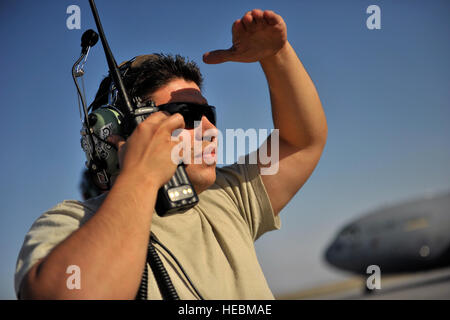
[15, 163, 281, 299]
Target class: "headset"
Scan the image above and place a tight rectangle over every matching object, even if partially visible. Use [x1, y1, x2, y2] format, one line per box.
[71, 0, 205, 300]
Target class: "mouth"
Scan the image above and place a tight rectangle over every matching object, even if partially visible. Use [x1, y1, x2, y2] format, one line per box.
[193, 142, 217, 164]
[203, 148, 216, 163]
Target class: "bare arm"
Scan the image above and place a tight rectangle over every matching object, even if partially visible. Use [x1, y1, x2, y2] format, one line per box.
[21, 112, 185, 299]
[203, 9, 327, 215]
[21, 175, 157, 299]
[259, 41, 327, 215]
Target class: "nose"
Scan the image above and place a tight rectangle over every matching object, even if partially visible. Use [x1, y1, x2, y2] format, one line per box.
[199, 116, 218, 143]
[201, 115, 215, 129]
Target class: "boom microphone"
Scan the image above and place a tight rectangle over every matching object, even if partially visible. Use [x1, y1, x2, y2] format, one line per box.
[81, 29, 99, 54]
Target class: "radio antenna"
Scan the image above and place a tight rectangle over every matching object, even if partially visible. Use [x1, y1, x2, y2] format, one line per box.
[88, 0, 136, 119]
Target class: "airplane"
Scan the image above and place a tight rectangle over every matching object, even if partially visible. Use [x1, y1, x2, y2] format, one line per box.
[324, 192, 450, 275]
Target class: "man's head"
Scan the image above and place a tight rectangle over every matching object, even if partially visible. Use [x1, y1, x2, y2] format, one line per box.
[91, 54, 217, 194]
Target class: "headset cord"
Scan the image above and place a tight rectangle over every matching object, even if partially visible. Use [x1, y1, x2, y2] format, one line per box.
[135, 263, 148, 300]
[135, 233, 204, 300]
[150, 235, 205, 300]
[136, 234, 179, 300]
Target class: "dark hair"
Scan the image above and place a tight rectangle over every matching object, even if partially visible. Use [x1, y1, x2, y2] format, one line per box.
[90, 53, 203, 109]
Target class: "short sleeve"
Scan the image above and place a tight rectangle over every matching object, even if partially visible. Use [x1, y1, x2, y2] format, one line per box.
[14, 199, 97, 298]
[215, 161, 281, 241]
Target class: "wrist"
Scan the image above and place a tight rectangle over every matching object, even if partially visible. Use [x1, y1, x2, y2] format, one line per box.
[259, 41, 291, 67]
[114, 169, 160, 195]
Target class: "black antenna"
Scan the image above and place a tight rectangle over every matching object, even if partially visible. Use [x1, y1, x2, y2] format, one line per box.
[88, 0, 136, 119]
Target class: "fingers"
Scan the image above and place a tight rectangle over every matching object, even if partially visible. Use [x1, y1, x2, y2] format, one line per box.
[251, 9, 264, 25]
[133, 111, 185, 140]
[143, 110, 170, 126]
[158, 112, 185, 134]
[107, 134, 125, 145]
[203, 48, 235, 64]
[263, 10, 281, 26]
[106, 134, 127, 169]
[232, 18, 245, 34]
[242, 9, 276, 31]
[107, 135, 126, 149]
[241, 11, 255, 31]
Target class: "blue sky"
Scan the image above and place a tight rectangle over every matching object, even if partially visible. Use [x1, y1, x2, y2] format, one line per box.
[0, 0, 449, 299]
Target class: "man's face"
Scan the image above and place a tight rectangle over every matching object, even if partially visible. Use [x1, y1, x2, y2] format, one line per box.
[149, 78, 217, 194]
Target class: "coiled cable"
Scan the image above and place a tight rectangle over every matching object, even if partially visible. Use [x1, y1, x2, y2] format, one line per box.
[150, 235, 204, 300]
[135, 234, 179, 300]
[135, 233, 204, 300]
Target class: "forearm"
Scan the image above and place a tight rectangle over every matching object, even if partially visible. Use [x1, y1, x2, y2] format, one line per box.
[22, 173, 158, 299]
[260, 42, 327, 149]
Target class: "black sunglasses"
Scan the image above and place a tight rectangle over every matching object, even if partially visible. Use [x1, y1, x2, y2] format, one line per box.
[156, 102, 216, 129]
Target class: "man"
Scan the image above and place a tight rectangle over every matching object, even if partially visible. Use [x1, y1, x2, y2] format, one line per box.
[15, 9, 327, 299]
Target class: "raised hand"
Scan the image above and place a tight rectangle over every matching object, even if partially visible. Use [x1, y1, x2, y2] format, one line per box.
[203, 9, 288, 64]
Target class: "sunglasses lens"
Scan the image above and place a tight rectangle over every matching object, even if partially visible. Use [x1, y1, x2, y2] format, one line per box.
[159, 103, 216, 128]
[204, 108, 216, 126]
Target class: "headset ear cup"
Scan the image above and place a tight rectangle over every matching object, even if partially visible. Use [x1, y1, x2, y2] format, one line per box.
[81, 106, 124, 192]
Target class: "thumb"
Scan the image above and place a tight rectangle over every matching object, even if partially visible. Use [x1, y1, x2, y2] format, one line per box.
[203, 48, 235, 64]
[107, 135, 127, 169]
[106, 134, 126, 150]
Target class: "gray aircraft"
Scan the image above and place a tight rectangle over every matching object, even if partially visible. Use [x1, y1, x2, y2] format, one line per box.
[325, 192, 450, 275]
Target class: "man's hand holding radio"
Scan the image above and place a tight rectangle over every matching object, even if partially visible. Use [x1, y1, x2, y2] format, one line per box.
[109, 111, 186, 189]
